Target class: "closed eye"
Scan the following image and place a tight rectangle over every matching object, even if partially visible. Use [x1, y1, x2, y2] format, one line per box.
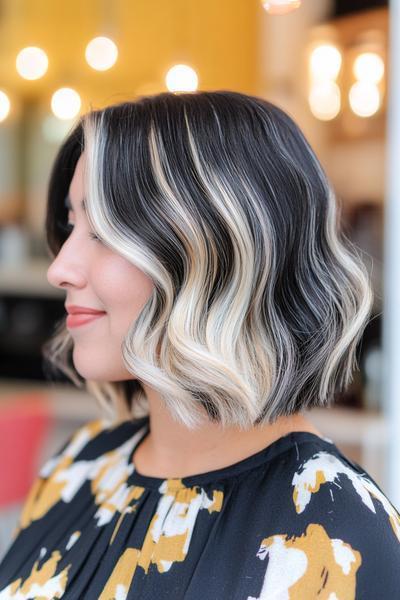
[57, 220, 73, 234]
[58, 220, 101, 242]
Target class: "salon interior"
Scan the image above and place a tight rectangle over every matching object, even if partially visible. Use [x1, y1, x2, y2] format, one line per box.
[0, 0, 396, 556]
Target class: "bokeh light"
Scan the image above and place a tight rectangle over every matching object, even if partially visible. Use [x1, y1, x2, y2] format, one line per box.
[16, 46, 48, 80]
[51, 87, 81, 120]
[310, 44, 342, 81]
[261, 0, 302, 14]
[0, 90, 10, 122]
[353, 52, 384, 84]
[308, 80, 341, 121]
[349, 81, 381, 117]
[165, 64, 199, 92]
[85, 36, 118, 71]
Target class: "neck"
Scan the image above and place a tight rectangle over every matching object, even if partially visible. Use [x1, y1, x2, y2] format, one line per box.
[132, 384, 323, 479]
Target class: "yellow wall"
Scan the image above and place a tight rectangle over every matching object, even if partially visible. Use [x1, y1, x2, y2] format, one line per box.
[0, 0, 258, 109]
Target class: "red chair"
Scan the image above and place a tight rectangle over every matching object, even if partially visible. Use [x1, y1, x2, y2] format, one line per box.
[0, 391, 53, 507]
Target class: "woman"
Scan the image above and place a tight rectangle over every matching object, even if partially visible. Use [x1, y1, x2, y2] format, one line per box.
[0, 90, 398, 598]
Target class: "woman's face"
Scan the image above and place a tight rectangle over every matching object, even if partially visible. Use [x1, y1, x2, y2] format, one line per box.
[46, 152, 155, 382]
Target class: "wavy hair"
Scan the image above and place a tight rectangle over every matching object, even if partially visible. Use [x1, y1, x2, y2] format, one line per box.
[43, 90, 373, 430]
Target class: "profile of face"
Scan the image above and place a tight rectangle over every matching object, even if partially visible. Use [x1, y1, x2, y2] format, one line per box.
[46, 152, 155, 382]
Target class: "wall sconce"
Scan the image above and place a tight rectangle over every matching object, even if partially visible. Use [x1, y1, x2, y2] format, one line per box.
[348, 50, 384, 118]
[308, 43, 342, 121]
[307, 7, 388, 137]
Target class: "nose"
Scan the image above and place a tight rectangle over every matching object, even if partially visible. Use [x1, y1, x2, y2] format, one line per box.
[46, 241, 86, 291]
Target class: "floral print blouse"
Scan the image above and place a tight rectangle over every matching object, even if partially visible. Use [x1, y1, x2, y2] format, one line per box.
[0, 415, 399, 599]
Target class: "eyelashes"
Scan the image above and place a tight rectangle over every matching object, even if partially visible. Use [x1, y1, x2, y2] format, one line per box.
[62, 222, 73, 233]
[56, 219, 72, 237]
[57, 220, 101, 242]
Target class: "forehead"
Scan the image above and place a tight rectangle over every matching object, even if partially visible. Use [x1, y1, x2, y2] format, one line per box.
[66, 152, 86, 212]
[65, 152, 85, 210]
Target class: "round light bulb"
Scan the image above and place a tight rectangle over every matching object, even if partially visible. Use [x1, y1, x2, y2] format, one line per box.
[165, 64, 198, 92]
[310, 44, 342, 81]
[0, 90, 11, 122]
[85, 36, 118, 71]
[261, 0, 302, 14]
[51, 87, 81, 120]
[308, 80, 341, 121]
[16, 46, 48, 80]
[349, 81, 381, 118]
[353, 52, 384, 84]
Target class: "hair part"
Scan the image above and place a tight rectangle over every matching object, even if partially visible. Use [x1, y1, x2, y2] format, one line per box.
[43, 90, 373, 430]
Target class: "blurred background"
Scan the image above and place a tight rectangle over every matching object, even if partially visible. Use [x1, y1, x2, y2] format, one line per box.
[0, 0, 392, 557]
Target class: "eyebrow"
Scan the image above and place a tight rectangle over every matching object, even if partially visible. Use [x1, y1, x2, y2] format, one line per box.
[64, 193, 86, 212]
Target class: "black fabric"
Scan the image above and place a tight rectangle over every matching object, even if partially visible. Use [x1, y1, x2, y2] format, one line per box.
[0, 415, 399, 599]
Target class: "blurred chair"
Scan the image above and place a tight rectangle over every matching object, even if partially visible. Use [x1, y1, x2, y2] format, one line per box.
[0, 391, 52, 559]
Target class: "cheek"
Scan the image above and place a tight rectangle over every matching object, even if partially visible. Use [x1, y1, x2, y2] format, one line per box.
[70, 260, 155, 381]
[99, 258, 155, 335]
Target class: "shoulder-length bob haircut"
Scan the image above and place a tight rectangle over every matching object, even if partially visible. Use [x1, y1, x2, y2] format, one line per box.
[43, 90, 373, 430]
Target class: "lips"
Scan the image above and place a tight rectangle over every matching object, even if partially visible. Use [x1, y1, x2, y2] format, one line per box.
[66, 305, 106, 315]
[65, 305, 106, 328]
[67, 313, 106, 329]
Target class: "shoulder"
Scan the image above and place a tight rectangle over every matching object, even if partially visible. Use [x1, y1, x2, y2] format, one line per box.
[267, 435, 400, 597]
[14, 416, 148, 534]
[39, 415, 148, 478]
[39, 418, 109, 477]
[289, 436, 400, 529]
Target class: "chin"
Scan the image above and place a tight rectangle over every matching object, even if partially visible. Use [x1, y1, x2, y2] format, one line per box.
[72, 347, 136, 382]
